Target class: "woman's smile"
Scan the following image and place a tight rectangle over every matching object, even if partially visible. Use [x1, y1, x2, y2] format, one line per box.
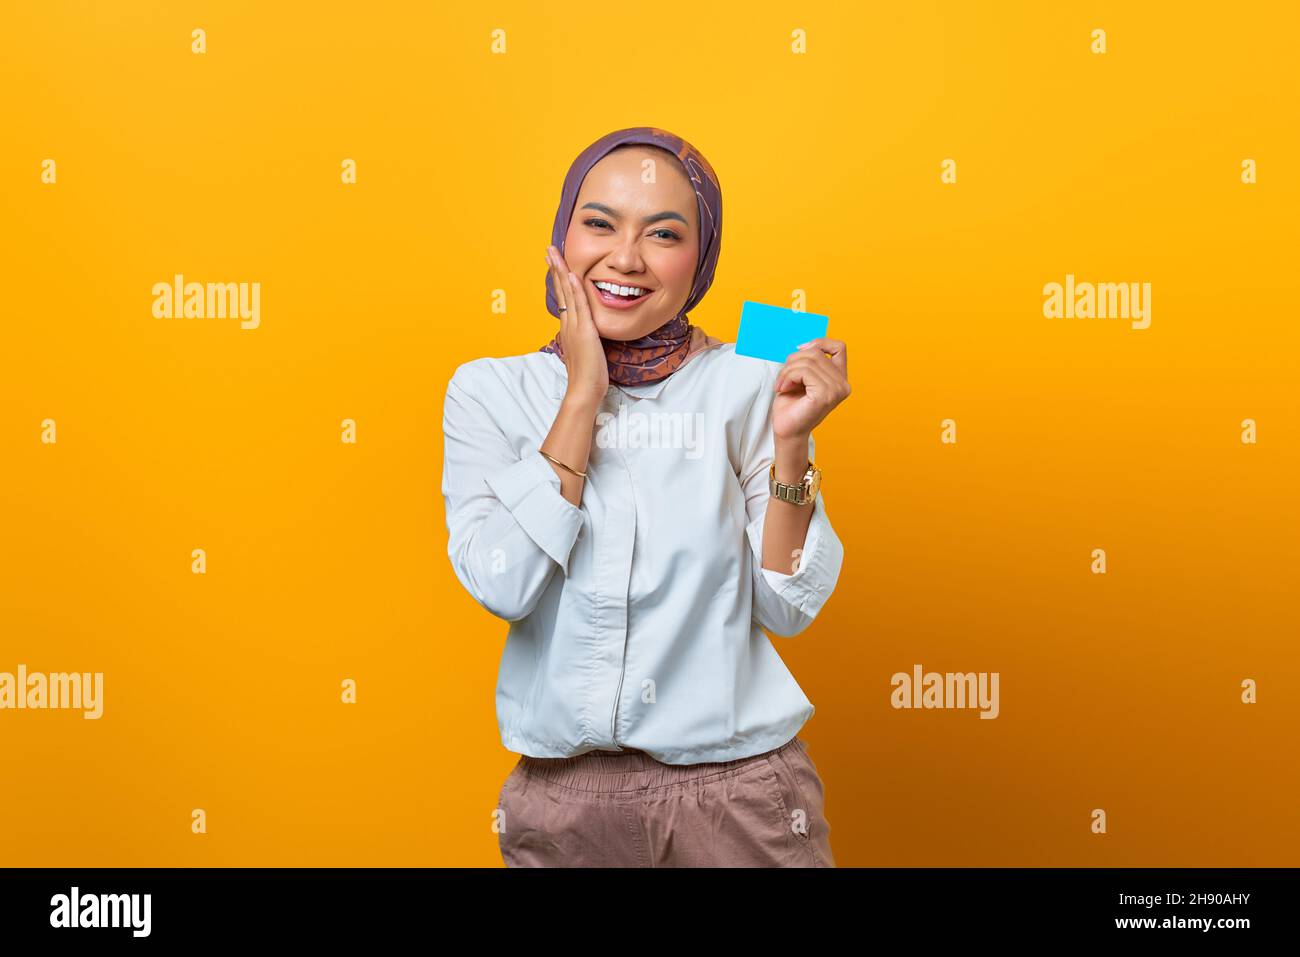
[590, 277, 653, 310]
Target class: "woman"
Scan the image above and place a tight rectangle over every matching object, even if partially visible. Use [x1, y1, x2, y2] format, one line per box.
[441, 127, 851, 867]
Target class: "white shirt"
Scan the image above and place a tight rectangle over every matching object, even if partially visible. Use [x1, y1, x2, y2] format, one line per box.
[440, 339, 845, 765]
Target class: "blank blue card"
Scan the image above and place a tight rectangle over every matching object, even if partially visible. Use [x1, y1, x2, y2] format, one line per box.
[734, 301, 829, 363]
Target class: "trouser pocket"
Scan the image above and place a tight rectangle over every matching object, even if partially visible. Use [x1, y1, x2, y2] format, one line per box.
[765, 739, 833, 866]
[495, 761, 524, 866]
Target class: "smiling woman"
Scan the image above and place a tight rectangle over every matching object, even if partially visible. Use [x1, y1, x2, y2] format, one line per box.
[440, 126, 852, 869]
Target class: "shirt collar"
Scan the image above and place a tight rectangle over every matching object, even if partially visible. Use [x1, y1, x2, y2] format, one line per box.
[549, 355, 675, 401]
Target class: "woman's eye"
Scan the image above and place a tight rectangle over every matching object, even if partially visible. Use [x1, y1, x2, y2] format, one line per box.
[584, 218, 679, 241]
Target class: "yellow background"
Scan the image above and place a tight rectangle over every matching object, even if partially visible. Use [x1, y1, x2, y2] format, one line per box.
[2, 1, 1296, 866]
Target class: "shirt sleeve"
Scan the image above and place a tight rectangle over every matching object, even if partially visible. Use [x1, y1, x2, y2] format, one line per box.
[441, 372, 584, 623]
[737, 367, 845, 638]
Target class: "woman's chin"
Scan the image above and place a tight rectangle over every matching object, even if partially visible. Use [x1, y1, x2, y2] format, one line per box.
[593, 311, 666, 342]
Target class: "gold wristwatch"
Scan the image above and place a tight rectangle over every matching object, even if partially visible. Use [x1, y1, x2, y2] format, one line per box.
[769, 460, 821, 506]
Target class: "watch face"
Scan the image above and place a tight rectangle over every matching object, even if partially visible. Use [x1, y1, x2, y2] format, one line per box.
[806, 467, 821, 501]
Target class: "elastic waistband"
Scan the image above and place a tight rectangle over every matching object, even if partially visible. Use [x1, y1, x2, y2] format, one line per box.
[516, 737, 803, 794]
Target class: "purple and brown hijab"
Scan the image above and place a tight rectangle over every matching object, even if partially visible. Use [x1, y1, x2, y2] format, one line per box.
[540, 127, 723, 386]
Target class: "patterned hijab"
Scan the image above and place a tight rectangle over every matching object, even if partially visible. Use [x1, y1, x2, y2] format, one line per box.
[540, 127, 723, 386]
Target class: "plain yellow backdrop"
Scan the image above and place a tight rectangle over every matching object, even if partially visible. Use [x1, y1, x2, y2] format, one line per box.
[1, 1, 1296, 866]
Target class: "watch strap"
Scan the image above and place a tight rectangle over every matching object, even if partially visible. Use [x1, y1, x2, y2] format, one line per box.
[769, 460, 817, 505]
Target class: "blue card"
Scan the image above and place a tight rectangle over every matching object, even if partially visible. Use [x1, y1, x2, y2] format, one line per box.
[734, 301, 829, 363]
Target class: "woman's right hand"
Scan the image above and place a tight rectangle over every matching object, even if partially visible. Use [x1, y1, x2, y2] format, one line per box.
[547, 245, 608, 408]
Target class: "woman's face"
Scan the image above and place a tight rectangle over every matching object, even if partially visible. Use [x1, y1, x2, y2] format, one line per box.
[562, 147, 699, 341]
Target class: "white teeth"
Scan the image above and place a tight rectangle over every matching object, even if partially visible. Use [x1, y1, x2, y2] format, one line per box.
[595, 280, 645, 298]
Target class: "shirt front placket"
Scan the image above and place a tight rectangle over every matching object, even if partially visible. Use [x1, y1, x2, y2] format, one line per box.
[587, 388, 637, 751]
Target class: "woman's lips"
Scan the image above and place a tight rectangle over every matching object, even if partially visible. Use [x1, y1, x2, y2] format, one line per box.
[591, 280, 650, 310]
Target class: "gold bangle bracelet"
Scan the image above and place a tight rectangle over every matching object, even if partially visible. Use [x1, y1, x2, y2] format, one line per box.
[539, 449, 588, 478]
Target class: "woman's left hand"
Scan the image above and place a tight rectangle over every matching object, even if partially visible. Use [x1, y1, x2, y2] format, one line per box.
[772, 337, 851, 441]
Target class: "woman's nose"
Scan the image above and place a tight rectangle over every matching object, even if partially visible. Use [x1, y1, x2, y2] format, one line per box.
[604, 239, 645, 272]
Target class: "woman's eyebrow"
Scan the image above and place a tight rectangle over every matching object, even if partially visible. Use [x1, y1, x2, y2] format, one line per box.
[580, 201, 688, 226]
